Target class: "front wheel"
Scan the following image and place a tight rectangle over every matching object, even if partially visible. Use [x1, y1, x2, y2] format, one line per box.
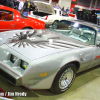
[50, 63, 77, 94]
[22, 27, 33, 29]
[52, 20, 59, 25]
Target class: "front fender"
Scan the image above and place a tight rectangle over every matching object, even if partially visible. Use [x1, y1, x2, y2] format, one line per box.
[60, 56, 80, 69]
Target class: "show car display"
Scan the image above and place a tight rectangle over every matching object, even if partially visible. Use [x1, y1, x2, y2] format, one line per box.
[0, 20, 100, 94]
[0, 5, 45, 32]
[29, 1, 76, 27]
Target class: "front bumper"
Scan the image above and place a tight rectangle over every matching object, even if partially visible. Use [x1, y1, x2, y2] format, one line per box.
[0, 62, 22, 86]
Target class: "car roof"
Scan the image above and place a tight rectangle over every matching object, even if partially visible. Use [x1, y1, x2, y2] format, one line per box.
[0, 5, 15, 11]
[75, 20, 99, 31]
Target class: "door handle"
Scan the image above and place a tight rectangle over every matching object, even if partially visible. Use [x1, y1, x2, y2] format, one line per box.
[10, 25, 15, 26]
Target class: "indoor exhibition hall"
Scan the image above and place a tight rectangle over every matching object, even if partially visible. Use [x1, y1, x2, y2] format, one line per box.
[0, 0, 100, 100]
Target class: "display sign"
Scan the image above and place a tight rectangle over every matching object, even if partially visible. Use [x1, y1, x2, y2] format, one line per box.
[0, 87, 12, 99]
[71, 0, 77, 4]
[72, 0, 77, 1]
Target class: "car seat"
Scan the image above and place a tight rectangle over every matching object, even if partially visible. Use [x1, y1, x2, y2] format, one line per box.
[5, 14, 13, 20]
[69, 28, 82, 36]
[82, 31, 95, 44]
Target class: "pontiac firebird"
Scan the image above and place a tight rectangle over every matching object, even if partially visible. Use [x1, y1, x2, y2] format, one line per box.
[0, 20, 100, 94]
[0, 5, 45, 32]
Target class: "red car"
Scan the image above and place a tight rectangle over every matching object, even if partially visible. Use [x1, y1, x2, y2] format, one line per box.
[0, 5, 45, 31]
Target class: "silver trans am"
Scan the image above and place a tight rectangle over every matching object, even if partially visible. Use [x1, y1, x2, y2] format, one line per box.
[0, 20, 100, 94]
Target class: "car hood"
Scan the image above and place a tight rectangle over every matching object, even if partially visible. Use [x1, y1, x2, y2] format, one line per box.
[33, 1, 55, 14]
[0, 29, 88, 60]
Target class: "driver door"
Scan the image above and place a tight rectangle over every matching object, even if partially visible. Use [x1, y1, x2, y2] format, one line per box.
[87, 33, 100, 69]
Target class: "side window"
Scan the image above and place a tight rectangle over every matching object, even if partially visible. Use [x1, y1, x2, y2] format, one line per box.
[96, 32, 100, 45]
[0, 9, 13, 21]
[82, 30, 95, 45]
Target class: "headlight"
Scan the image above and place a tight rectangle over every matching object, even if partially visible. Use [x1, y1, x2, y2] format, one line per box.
[20, 60, 28, 70]
[10, 54, 18, 63]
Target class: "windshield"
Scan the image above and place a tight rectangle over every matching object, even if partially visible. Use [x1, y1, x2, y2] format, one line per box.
[50, 20, 96, 45]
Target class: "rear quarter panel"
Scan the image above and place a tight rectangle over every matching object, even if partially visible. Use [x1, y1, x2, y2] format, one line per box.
[14, 11, 45, 29]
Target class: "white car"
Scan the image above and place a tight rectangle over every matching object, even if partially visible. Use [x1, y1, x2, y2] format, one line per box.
[29, 1, 76, 27]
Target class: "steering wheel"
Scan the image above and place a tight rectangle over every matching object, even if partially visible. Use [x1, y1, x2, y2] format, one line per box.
[79, 35, 89, 41]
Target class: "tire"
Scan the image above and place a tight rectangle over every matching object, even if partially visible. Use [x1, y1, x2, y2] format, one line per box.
[22, 27, 33, 29]
[50, 63, 77, 94]
[52, 20, 59, 25]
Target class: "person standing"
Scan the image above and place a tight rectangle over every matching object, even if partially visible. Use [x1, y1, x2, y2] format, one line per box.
[0, 0, 7, 5]
[18, 0, 25, 12]
[3, 0, 7, 5]
[5, 0, 14, 8]
[14, 0, 19, 9]
[62, 6, 64, 11]
[66, 7, 69, 12]
[73, 8, 75, 14]
[22, 0, 30, 16]
[70, 8, 73, 13]
[54, 3, 59, 9]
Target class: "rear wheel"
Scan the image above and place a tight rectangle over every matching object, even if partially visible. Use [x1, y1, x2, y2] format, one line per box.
[50, 63, 77, 94]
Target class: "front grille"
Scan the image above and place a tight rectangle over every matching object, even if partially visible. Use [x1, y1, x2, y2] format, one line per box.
[0, 69, 16, 85]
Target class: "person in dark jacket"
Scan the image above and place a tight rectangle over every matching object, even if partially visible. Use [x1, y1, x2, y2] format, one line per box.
[62, 6, 64, 11]
[22, 0, 30, 16]
[0, 0, 7, 5]
[5, 0, 14, 8]
[14, 0, 19, 9]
